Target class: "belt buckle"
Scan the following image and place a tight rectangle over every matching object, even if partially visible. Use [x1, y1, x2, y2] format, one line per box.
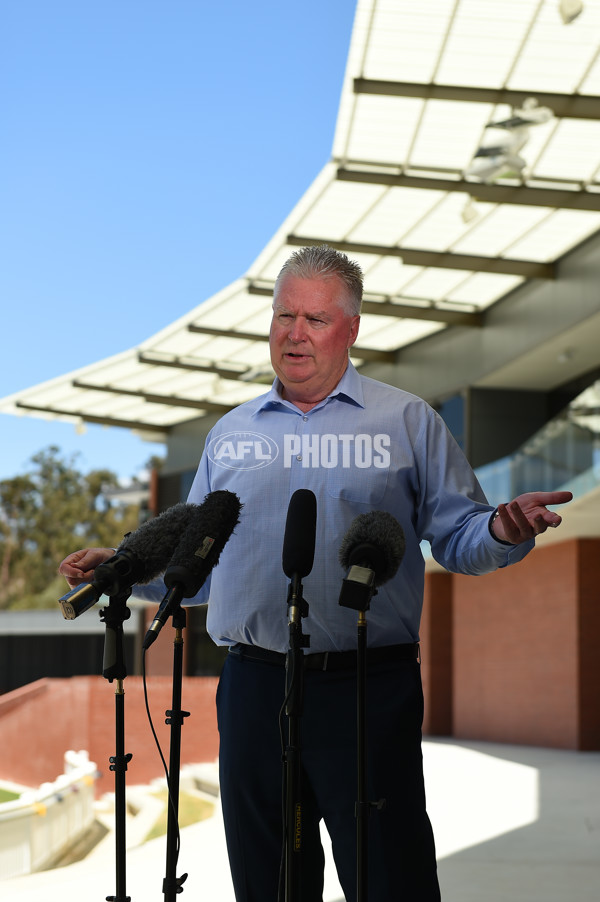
[322, 651, 329, 672]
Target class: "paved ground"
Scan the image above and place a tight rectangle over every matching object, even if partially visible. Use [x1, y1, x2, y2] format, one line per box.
[2, 738, 599, 901]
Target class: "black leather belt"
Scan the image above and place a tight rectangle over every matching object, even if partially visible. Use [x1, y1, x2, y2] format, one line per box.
[228, 642, 420, 671]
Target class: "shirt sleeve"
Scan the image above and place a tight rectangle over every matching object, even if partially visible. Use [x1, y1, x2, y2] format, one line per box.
[414, 405, 534, 575]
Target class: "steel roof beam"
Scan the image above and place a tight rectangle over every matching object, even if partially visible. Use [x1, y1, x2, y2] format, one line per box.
[247, 281, 482, 326]
[353, 78, 600, 120]
[71, 380, 235, 414]
[16, 401, 171, 434]
[137, 351, 251, 381]
[360, 299, 481, 326]
[286, 234, 554, 279]
[188, 324, 270, 343]
[336, 166, 600, 212]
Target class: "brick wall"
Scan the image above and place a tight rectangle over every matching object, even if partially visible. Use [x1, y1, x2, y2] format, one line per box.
[420, 572, 453, 737]
[577, 539, 600, 750]
[450, 538, 600, 750]
[0, 676, 219, 797]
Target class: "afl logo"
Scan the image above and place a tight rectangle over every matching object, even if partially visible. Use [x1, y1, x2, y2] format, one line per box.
[207, 431, 279, 470]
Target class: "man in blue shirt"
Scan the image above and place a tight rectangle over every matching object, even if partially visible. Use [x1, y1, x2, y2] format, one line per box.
[60, 245, 572, 901]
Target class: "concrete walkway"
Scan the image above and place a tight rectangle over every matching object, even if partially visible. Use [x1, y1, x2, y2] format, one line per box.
[2, 738, 599, 901]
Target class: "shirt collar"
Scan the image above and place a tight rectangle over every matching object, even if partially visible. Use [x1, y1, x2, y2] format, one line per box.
[252, 361, 365, 416]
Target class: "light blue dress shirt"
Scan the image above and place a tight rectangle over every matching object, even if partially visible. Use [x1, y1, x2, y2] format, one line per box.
[136, 362, 532, 653]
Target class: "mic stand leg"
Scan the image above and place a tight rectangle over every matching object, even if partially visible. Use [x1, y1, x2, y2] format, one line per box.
[283, 576, 309, 902]
[101, 589, 133, 902]
[355, 610, 385, 902]
[337, 576, 387, 902]
[162, 601, 189, 902]
[356, 612, 368, 902]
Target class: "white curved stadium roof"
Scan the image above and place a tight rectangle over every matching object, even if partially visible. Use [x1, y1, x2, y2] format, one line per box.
[2, 0, 600, 440]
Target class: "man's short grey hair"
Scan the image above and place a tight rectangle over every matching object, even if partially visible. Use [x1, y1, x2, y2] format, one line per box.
[274, 245, 363, 316]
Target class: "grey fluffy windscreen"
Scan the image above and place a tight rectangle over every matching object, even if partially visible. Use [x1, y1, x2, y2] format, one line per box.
[338, 511, 405, 587]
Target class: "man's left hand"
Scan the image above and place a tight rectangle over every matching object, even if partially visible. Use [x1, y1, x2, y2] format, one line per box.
[491, 491, 573, 545]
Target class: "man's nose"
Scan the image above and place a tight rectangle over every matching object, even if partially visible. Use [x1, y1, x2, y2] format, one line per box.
[288, 317, 307, 342]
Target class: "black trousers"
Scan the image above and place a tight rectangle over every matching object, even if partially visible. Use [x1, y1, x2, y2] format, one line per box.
[216, 650, 441, 902]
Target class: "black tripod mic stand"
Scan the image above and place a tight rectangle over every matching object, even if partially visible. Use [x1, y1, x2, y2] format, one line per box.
[279, 487, 317, 902]
[143, 596, 190, 901]
[100, 588, 134, 902]
[161, 601, 190, 901]
[339, 570, 385, 902]
[283, 573, 310, 902]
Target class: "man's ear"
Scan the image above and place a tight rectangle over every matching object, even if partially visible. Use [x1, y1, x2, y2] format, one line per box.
[347, 315, 360, 348]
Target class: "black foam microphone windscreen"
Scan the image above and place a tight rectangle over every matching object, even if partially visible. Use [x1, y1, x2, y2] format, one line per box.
[282, 489, 317, 579]
[115, 502, 196, 583]
[59, 502, 200, 619]
[162, 490, 242, 597]
[339, 510, 405, 587]
[143, 490, 242, 648]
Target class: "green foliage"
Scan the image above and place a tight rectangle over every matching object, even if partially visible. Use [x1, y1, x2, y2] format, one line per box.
[0, 446, 144, 610]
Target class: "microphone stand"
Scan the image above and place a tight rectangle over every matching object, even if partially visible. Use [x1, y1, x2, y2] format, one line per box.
[283, 573, 310, 902]
[355, 607, 385, 902]
[157, 599, 190, 901]
[339, 574, 384, 902]
[100, 588, 133, 902]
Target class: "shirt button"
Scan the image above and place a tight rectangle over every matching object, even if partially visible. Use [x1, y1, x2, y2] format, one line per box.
[303, 416, 308, 422]
[297, 455, 302, 461]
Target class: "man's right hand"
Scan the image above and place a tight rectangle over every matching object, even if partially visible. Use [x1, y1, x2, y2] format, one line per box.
[59, 548, 115, 589]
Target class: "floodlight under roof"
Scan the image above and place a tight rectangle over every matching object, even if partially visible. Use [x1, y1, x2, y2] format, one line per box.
[559, 0, 584, 25]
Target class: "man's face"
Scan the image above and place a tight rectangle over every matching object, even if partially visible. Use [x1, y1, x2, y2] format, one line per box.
[269, 274, 360, 408]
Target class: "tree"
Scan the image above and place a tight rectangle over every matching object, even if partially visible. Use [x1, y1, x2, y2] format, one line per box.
[0, 446, 143, 609]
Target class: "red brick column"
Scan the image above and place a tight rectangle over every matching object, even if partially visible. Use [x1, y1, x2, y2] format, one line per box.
[421, 571, 453, 737]
[452, 538, 600, 750]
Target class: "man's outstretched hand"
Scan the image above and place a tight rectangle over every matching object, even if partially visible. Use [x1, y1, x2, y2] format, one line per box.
[490, 491, 573, 545]
[59, 548, 115, 589]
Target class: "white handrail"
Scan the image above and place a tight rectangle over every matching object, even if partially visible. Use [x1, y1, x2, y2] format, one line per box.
[0, 749, 98, 880]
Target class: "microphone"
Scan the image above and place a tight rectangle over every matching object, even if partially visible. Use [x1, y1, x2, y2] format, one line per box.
[282, 489, 316, 646]
[143, 490, 242, 649]
[58, 502, 199, 620]
[282, 489, 317, 580]
[338, 511, 405, 611]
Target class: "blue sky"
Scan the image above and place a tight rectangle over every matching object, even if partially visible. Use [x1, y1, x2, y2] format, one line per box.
[0, 1, 356, 482]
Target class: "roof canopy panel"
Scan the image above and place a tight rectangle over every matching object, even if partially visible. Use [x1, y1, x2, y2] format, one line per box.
[3, 0, 600, 438]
